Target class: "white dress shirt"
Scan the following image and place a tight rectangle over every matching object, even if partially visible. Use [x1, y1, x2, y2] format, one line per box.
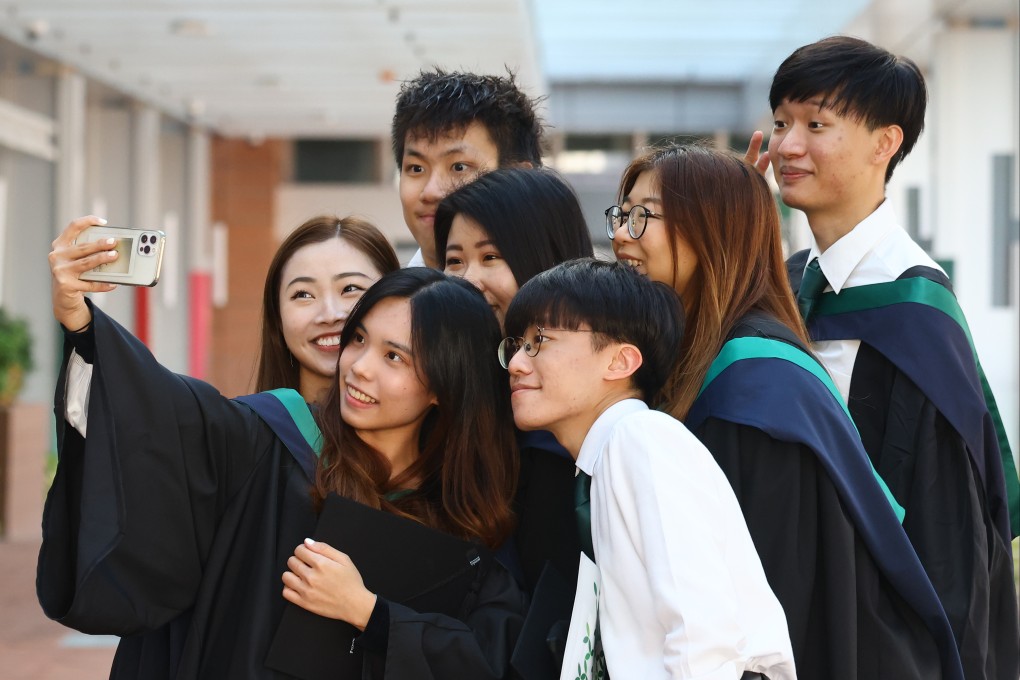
[575, 399, 796, 680]
[801, 200, 944, 401]
[405, 249, 426, 268]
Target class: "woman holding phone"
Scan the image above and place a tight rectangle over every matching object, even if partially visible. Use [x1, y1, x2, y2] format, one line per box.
[39, 216, 523, 679]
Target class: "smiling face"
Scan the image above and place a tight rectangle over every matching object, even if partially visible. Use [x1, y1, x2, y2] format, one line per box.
[337, 297, 437, 454]
[399, 121, 501, 268]
[769, 97, 892, 234]
[612, 170, 698, 299]
[506, 325, 621, 455]
[279, 238, 383, 402]
[443, 215, 519, 329]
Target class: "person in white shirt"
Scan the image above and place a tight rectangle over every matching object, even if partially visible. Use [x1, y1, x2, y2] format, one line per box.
[762, 36, 1019, 680]
[391, 69, 544, 268]
[500, 258, 796, 680]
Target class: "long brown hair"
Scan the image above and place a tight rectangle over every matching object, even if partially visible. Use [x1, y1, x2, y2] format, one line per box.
[312, 268, 518, 548]
[618, 143, 807, 419]
[255, 215, 399, 394]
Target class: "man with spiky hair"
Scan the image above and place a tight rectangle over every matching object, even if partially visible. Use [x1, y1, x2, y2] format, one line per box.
[391, 68, 543, 268]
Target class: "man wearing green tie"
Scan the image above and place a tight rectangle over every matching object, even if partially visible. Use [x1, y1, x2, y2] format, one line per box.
[498, 259, 796, 680]
[768, 36, 1019, 680]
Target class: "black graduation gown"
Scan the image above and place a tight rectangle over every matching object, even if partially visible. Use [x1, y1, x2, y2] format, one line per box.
[509, 430, 580, 679]
[513, 430, 580, 595]
[686, 313, 960, 680]
[36, 304, 526, 679]
[789, 253, 1020, 680]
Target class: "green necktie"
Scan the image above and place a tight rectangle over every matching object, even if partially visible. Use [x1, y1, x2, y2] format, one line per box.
[574, 471, 595, 562]
[798, 258, 829, 321]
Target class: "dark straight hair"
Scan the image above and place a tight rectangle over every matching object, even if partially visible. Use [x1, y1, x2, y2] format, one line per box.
[313, 268, 518, 548]
[769, 35, 927, 183]
[504, 258, 684, 403]
[391, 68, 545, 167]
[434, 167, 594, 286]
[256, 215, 399, 394]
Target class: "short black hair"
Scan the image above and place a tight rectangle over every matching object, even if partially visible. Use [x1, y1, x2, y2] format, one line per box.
[391, 68, 544, 168]
[504, 259, 684, 402]
[434, 167, 594, 286]
[769, 35, 927, 183]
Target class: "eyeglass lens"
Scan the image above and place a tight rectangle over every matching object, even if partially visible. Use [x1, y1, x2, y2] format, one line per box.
[605, 205, 648, 240]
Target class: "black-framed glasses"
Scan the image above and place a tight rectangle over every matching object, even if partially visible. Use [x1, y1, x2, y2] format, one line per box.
[497, 326, 596, 369]
[604, 204, 663, 240]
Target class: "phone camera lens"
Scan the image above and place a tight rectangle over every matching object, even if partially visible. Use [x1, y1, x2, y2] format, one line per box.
[142, 245, 151, 254]
[141, 234, 149, 244]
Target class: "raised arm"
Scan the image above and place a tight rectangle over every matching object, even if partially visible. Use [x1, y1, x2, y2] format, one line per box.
[39, 218, 275, 636]
[49, 215, 118, 331]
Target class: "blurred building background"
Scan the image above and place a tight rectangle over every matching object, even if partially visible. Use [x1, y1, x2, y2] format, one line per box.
[0, 0, 1016, 541]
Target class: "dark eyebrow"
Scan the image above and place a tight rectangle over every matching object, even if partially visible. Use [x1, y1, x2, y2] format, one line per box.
[333, 272, 372, 281]
[404, 143, 472, 161]
[445, 239, 496, 252]
[621, 195, 662, 206]
[286, 272, 372, 288]
[285, 275, 315, 288]
[354, 321, 414, 356]
[385, 340, 413, 355]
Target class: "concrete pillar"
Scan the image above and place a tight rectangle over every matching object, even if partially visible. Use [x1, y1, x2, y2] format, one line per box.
[187, 127, 213, 378]
[931, 24, 1019, 451]
[55, 68, 85, 229]
[130, 104, 161, 346]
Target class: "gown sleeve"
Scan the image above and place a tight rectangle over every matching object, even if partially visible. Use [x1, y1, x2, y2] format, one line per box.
[851, 342, 1019, 680]
[366, 559, 526, 680]
[37, 303, 278, 636]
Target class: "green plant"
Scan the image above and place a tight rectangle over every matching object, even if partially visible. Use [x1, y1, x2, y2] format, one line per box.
[0, 308, 33, 405]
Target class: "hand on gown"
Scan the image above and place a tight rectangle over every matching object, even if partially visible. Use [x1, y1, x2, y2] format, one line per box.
[282, 538, 378, 631]
[50, 215, 118, 331]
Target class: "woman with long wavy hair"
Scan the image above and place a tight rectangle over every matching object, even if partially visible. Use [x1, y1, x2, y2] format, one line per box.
[608, 144, 961, 680]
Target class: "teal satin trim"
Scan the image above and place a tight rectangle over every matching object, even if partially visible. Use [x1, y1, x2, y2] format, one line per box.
[266, 388, 322, 457]
[699, 336, 905, 523]
[384, 488, 417, 502]
[813, 277, 1019, 534]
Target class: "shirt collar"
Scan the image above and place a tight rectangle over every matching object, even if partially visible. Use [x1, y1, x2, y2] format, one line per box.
[809, 200, 896, 293]
[575, 399, 647, 477]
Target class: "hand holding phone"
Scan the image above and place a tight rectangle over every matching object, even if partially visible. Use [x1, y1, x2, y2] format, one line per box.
[74, 225, 166, 287]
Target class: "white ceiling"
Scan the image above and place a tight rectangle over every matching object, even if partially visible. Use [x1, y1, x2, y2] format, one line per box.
[2, 0, 1014, 139]
[533, 1, 871, 83]
[0, 0, 543, 138]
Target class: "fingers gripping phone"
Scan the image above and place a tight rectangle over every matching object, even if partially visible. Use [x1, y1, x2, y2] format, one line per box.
[75, 226, 166, 287]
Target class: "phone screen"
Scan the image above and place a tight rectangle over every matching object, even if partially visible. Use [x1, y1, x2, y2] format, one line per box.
[89, 237, 132, 274]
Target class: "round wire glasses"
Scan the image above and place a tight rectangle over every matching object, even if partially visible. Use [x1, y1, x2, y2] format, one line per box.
[497, 327, 597, 369]
[497, 334, 540, 369]
[604, 204, 663, 240]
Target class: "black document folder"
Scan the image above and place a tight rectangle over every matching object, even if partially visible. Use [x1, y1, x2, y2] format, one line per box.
[265, 493, 490, 680]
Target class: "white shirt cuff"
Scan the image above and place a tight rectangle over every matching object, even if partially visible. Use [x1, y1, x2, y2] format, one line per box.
[64, 350, 92, 437]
